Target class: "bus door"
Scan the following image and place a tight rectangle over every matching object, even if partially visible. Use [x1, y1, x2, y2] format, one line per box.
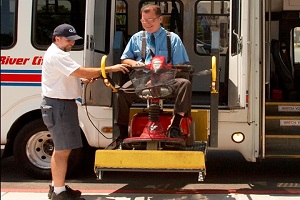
[227, 0, 247, 109]
[83, 0, 115, 106]
[263, 0, 300, 158]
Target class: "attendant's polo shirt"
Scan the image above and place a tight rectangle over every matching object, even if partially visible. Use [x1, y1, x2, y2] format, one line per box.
[42, 43, 81, 99]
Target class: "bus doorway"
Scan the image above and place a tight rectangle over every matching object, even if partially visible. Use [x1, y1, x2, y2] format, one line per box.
[264, 0, 300, 158]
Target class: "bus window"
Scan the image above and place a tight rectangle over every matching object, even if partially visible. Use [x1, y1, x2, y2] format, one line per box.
[195, 0, 229, 55]
[139, 0, 183, 39]
[93, 0, 112, 54]
[116, 0, 128, 40]
[294, 27, 300, 64]
[32, 0, 86, 50]
[1, 0, 17, 49]
[231, 0, 241, 56]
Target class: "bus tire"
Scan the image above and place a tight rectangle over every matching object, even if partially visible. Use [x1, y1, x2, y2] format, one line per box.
[13, 118, 84, 179]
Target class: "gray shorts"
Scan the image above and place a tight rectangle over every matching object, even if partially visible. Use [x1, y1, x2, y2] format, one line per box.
[41, 97, 83, 151]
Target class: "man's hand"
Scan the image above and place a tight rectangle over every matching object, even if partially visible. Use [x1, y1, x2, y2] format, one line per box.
[107, 64, 130, 73]
[121, 59, 145, 68]
[81, 78, 97, 84]
[135, 61, 145, 66]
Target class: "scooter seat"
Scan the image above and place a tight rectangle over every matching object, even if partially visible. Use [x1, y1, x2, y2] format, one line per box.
[139, 87, 173, 99]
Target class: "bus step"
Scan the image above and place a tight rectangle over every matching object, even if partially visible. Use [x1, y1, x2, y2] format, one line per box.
[265, 135, 300, 156]
[265, 116, 300, 135]
[265, 102, 300, 116]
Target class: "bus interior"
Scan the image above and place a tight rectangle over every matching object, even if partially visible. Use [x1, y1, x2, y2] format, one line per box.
[112, 0, 300, 109]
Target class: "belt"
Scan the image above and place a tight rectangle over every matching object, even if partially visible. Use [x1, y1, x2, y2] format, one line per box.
[44, 96, 75, 101]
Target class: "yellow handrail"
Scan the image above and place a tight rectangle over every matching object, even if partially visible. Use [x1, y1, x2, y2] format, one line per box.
[211, 56, 218, 94]
[100, 55, 118, 92]
[100, 55, 108, 79]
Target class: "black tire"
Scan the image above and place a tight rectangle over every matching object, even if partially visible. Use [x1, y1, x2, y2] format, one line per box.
[13, 118, 84, 179]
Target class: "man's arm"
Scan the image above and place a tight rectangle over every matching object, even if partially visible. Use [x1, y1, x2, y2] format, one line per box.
[122, 59, 145, 67]
[71, 64, 130, 79]
[171, 33, 190, 65]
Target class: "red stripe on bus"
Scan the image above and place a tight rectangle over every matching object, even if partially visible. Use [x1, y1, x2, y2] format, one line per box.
[1, 74, 41, 82]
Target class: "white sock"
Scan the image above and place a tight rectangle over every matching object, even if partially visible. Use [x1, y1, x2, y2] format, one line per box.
[54, 186, 66, 195]
[51, 181, 54, 186]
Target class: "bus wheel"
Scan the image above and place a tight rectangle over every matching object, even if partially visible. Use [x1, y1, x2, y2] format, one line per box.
[13, 119, 83, 179]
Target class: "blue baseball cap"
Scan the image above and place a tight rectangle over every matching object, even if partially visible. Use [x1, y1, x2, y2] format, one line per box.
[53, 23, 82, 40]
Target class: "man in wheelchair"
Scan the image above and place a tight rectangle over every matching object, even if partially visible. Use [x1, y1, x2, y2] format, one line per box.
[115, 4, 192, 142]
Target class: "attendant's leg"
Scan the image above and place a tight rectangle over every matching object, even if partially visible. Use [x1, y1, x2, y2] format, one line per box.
[51, 149, 71, 190]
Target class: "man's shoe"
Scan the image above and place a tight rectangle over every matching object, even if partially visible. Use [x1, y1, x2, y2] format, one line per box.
[51, 190, 85, 200]
[48, 185, 81, 199]
[167, 126, 183, 139]
[114, 138, 124, 150]
[106, 138, 123, 150]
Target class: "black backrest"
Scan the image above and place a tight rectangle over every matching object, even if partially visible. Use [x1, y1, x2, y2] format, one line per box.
[271, 39, 294, 92]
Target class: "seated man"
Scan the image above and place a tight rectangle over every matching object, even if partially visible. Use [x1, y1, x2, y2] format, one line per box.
[114, 4, 192, 140]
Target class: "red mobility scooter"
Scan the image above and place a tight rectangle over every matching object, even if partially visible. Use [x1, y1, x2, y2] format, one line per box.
[121, 55, 195, 150]
[95, 55, 206, 181]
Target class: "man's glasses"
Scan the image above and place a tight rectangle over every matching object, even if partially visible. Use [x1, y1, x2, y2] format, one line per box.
[140, 16, 161, 23]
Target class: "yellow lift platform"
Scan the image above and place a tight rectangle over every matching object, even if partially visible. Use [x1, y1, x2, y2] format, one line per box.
[94, 109, 208, 181]
[94, 143, 206, 181]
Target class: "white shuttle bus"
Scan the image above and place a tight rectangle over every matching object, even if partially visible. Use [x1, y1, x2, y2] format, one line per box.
[1, 0, 299, 179]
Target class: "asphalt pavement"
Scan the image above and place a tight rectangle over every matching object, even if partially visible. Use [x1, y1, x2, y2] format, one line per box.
[1, 150, 300, 200]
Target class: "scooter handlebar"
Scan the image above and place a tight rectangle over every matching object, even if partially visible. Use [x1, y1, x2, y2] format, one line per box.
[172, 64, 194, 72]
[131, 65, 146, 70]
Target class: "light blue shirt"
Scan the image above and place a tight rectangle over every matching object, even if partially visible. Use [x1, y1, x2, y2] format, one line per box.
[121, 27, 190, 65]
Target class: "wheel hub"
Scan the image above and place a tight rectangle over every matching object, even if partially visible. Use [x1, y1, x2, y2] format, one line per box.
[26, 131, 52, 169]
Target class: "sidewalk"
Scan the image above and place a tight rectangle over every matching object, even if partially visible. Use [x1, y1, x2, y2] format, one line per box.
[2, 191, 300, 200]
